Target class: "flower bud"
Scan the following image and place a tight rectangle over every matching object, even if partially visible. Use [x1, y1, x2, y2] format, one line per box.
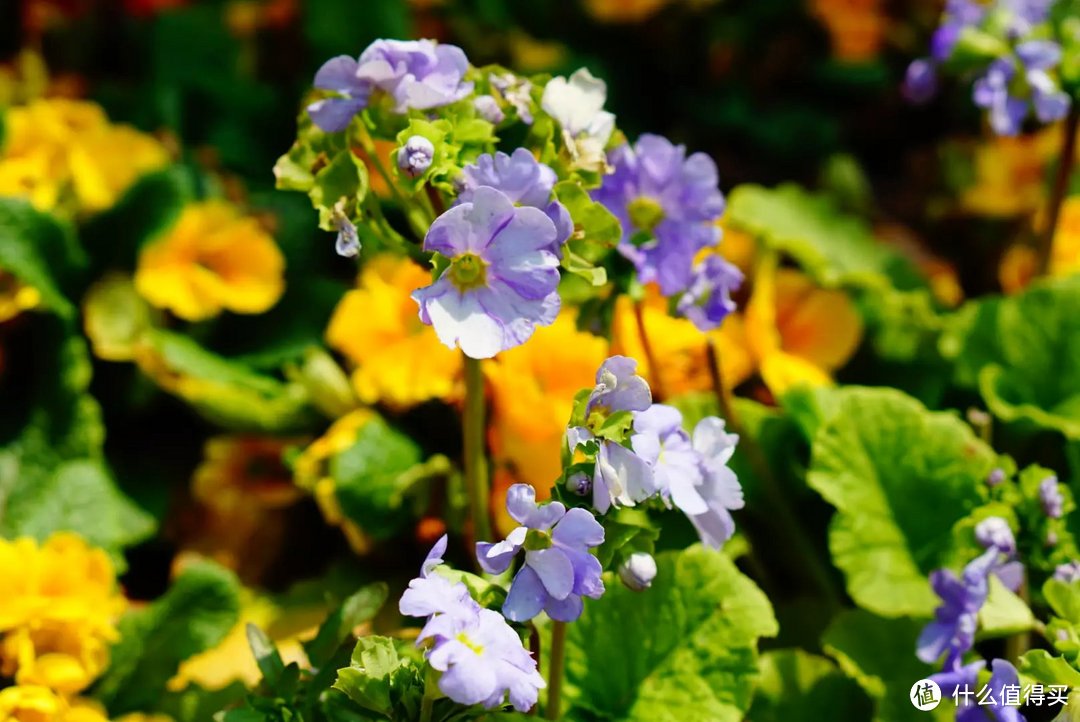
[398, 135, 435, 178]
[1040, 476, 1065, 519]
[473, 94, 505, 124]
[986, 468, 1006, 487]
[974, 516, 1015, 555]
[565, 470, 591, 497]
[618, 552, 657, 591]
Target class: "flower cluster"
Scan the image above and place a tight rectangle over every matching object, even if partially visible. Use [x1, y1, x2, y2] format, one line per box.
[566, 356, 745, 548]
[903, 0, 1071, 135]
[399, 535, 545, 712]
[593, 134, 743, 330]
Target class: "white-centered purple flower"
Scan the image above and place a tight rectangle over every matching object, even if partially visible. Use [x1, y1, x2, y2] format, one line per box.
[541, 68, 615, 171]
[397, 135, 435, 178]
[1040, 475, 1065, 518]
[593, 134, 726, 295]
[399, 536, 545, 712]
[618, 552, 658, 591]
[476, 484, 605, 623]
[457, 149, 573, 253]
[568, 356, 656, 514]
[411, 186, 560, 359]
[307, 39, 473, 132]
[473, 94, 506, 124]
[676, 255, 743, 331]
[632, 404, 707, 515]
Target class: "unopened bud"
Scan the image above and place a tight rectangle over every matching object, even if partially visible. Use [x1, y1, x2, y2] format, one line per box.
[473, 94, 505, 124]
[566, 471, 591, 497]
[398, 135, 435, 177]
[618, 552, 657, 591]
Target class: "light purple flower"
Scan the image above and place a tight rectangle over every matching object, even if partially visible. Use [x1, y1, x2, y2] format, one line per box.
[929, 660, 985, 722]
[397, 135, 435, 178]
[987, 468, 1006, 487]
[491, 73, 534, 125]
[688, 417, 744, 549]
[477, 484, 605, 623]
[903, 59, 939, 104]
[412, 186, 560, 359]
[619, 552, 657, 591]
[593, 134, 726, 295]
[974, 517, 1015, 555]
[420, 608, 545, 711]
[930, 658, 1024, 721]
[457, 149, 573, 252]
[1054, 561, 1080, 583]
[931, 0, 987, 62]
[306, 55, 371, 132]
[399, 535, 475, 621]
[474, 94, 505, 124]
[918, 547, 1002, 670]
[306, 39, 473, 131]
[677, 255, 743, 331]
[973, 44, 1070, 136]
[1040, 475, 1064, 518]
[584, 355, 652, 419]
[632, 404, 706, 515]
[333, 211, 360, 258]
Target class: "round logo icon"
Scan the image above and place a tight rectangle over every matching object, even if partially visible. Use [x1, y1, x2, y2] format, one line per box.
[911, 679, 942, 711]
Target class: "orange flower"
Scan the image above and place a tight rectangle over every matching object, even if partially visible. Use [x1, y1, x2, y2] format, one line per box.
[486, 312, 609, 500]
[809, 0, 886, 64]
[999, 196, 1080, 293]
[961, 127, 1062, 217]
[135, 201, 285, 321]
[582, 0, 671, 23]
[326, 255, 461, 409]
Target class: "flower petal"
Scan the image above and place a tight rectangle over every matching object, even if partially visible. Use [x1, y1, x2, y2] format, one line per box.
[503, 565, 548, 622]
[526, 547, 575, 600]
[552, 507, 605, 548]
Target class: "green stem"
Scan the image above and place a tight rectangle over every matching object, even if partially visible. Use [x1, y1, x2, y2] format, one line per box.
[354, 120, 430, 240]
[1005, 578, 1032, 664]
[420, 693, 434, 722]
[463, 354, 492, 545]
[546, 621, 566, 720]
[1035, 102, 1079, 276]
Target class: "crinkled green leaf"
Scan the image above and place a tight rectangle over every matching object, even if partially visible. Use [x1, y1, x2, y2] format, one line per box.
[822, 610, 948, 722]
[941, 276, 1080, 440]
[309, 148, 370, 231]
[555, 180, 619, 286]
[333, 636, 422, 719]
[747, 649, 872, 722]
[805, 386, 995, 616]
[562, 545, 778, 722]
[97, 559, 242, 715]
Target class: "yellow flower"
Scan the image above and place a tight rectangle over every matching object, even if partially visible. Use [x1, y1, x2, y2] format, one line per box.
[999, 196, 1080, 293]
[583, 0, 671, 23]
[326, 255, 461, 409]
[0, 272, 42, 324]
[0, 98, 168, 214]
[0, 685, 109, 722]
[134, 201, 285, 322]
[809, 0, 886, 64]
[0, 534, 126, 695]
[486, 312, 609, 502]
[168, 589, 321, 692]
[961, 127, 1061, 217]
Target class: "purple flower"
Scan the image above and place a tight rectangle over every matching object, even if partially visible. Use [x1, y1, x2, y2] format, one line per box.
[306, 39, 473, 131]
[306, 56, 371, 132]
[397, 135, 435, 178]
[419, 608, 545, 711]
[973, 58, 1029, 136]
[618, 552, 657, 591]
[973, 44, 1070, 136]
[930, 660, 986, 722]
[593, 134, 726, 295]
[986, 468, 1006, 487]
[584, 355, 653, 419]
[1054, 561, 1080, 583]
[1040, 475, 1064, 518]
[931, 0, 987, 62]
[676, 255, 743, 331]
[491, 73, 534, 125]
[903, 59, 939, 104]
[917, 547, 1001, 669]
[412, 186, 560, 359]
[631, 404, 706, 515]
[399, 535, 475, 621]
[688, 417, 744, 549]
[974, 517, 1015, 555]
[565, 470, 591, 497]
[473, 95, 505, 124]
[457, 149, 573, 252]
[476, 484, 605, 622]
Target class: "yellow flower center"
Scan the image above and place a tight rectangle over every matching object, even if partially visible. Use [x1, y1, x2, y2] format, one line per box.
[449, 253, 488, 291]
[627, 196, 665, 232]
[456, 632, 485, 656]
[585, 405, 610, 434]
[524, 529, 553, 551]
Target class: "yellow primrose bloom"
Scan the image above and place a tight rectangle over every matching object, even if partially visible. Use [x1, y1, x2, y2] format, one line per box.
[134, 201, 285, 322]
[0, 272, 42, 324]
[961, 127, 1062, 217]
[0, 534, 126, 695]
[999, 196, 1080, 293]
[809, 0, 886, 64]
[486, 312, 609, 497]
[326, 255, 461, 409]
[0, 98, 168, 214]
[583, 0, 671, 23]
[0, 685, 109, 722]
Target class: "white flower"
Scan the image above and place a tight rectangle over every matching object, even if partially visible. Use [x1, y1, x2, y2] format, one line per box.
[541, 68, 616, 172]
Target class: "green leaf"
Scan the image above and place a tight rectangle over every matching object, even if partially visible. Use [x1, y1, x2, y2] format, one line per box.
[1019, 649, 1080, 688]
[303, 583, 389, 668]
[805, 386, 995, 616]
[0, 197, 85, 317]
[941, 277, 1080, 440]
[977, 574, 1036, 638]
[822, 610, 948, 722]
[96, 559, 242, 715]
[555, 180, 619, 286]
[724, 184, 914, 289]
[562, 545, 778, 722]
[1046, 578, 1080, 624]
[246, 623, 286, 686]
[332, 637, 409, 717]
[747, 649, 872, 722]
[309, 149, 370, 232]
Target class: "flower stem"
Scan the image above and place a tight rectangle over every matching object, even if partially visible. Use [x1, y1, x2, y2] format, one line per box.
[463, 354, 492, 545]
[633, 300, 666, 401]
[546, 621, 567, 720]
[419, 693, 434, 722]
[1005, 578, 1031, 664]
[1035, 102, 1079, 276]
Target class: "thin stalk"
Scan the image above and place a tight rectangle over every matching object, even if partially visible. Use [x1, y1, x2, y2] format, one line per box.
[546, 621, 567, 721]
[419, 694, 434, 722]
[463, 354, 492, 545]
[1035, 102, 1079, 276]
[633, 300, 666, 401]
[1005, 578, 1031, 664]
[354, 121, 430, 239]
